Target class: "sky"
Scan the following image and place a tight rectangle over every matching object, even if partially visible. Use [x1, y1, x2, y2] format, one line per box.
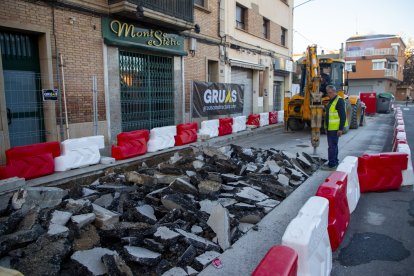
[293, 0, 414, 54]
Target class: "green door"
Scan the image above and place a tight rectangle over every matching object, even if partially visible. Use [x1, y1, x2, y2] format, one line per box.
[119, 50, 175, 131]
[0, 31, 45, 147]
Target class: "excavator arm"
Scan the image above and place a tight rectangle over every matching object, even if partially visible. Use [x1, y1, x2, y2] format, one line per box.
[305, 45, 324, 154]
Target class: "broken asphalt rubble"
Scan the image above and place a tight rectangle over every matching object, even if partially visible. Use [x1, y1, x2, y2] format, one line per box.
[0, 144, 323, 275]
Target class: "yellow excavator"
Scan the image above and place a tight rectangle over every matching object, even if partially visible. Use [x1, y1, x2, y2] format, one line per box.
[285, 45, 364, 153]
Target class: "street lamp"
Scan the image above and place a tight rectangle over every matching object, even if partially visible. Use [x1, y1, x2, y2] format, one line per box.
[293, 0, 315, 10]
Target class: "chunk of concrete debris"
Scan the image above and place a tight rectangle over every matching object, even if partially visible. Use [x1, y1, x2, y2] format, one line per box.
[15, 187, 67, 210]
[92, 204, 120, 230]
[100, 157, 116, 165]
[256, 199, 280, 208]
[136, 204, 157, 224]
[161, 194, 196, 211]
[238, 223, 254, 233]
[169, 178, 198, 195]
[0, 194, 12, 215]
[47, 224, 69, 237]
[153, 226, 180, 244]
[245, 162, 258, 173]
[193, 251, 221, 270]
[123, 246, 161, 266]
[96, 184, 137, 193]
[199, 199, 218, 214]
[277, 174, 290, 187]
[64, 198, 92, 214]
[207, 204, 231, 251]
[177, 245, 197, 267]
[203, 147, 229, 160]
[102, 254, 133, 276]
[0, 225, 44, 256]
[198, 180, 221, 195]
[235, 187, 268, 204]
[93, 194, 114, 208]
[191, 225, 203, 235]
[125, 171, 157, 186]
[71, 247, 117, 275]
[233, 203, 257, 211]
[82, 187, 97, 197]
[186, 266, 198, 276]
[154, 173, 182, 185]
[50, 210, 72, 226]
[265, 160, 281, 174]
[175, 229, 221, 251]
[0, 177, 25, 193]
[71, 213, 96, 229]
[207, 172, 223, 183]
[143, 238, 165, 253]
[162, 267, 188, 276]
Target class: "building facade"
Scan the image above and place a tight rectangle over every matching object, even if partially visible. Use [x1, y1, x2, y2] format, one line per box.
[345, 34, 406, 96]
[0, 0, 293, 158]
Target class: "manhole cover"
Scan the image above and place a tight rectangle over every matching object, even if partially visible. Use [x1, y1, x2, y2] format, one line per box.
[296, 144, 310, 148]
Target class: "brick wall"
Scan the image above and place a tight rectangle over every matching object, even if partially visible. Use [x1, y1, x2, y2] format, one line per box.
[194, 1, 219, 38]
[0, 0, 105, 125]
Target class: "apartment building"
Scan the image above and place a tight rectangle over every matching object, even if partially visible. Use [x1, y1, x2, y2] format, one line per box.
[345, 34, 406, 96]
[0, 0, 293, 156]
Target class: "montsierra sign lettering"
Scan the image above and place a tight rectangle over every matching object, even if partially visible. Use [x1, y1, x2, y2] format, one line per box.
[110, 20, 181, 46]
[192, 81, 244, 117]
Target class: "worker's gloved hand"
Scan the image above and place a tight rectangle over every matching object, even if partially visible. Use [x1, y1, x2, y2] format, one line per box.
[337, 130, 343, 137]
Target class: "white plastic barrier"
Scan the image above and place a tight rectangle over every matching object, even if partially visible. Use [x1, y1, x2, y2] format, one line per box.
[259, 112, 269, 127]
[232, 116, 246, 133]
[397, 143, 414, 186]
[282, 196, 331, 276]
[395, 119, 404, 128]
[55, 135, 105, 171]
[337, 156, 360, 213]
[396, 131, 407, 141]
[147, 125, 177, 152]
[278, 110, 284, 123]
[199, 119, 219, 138]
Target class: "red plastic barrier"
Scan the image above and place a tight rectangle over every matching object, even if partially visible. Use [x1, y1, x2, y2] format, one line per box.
[358, 152, 408, 192]
[269, 111, 278, 125]
[360, 92, 377, 114]
[112, 129, 150, 160]
[218, 117, 233, 136]
[247, 114, 260, 127]
[252, 246, 298, 276]
[175, 122, 198, 146]
[0, 141, 61, 180]
[315, 171, 350, 251]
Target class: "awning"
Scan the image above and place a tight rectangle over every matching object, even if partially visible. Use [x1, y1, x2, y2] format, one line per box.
[229, 59, 266, 71]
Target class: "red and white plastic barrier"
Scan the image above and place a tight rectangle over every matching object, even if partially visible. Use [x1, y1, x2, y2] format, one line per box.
[392, 131, 407, 152]
[252, 246, 298, 276]
[269, 111, 278, 125]
[232, 116, 247, 133]
[247, 114, 260, 127]
[218, 117, 233, 136]
[397, 144, 414, 186]
[199, 119, 219, 138]
[259, 112, 269, 127]
[147, 125, 177, 152]
[282, 196, 332, 276]
[0, 142, 61, 180]
[358, 152, 409, 192]
[54, 136, 105, 171]
[112, 130, 150, 160]
[175, 122, 198, 146]
[315, 171, 350, 251]
[336, 156, 360, 214]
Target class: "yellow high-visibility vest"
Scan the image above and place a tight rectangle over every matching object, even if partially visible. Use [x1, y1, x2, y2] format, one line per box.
[326, 96, 348, 131]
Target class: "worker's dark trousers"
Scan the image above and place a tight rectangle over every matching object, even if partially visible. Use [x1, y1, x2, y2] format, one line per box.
[327, 130, 339, 167]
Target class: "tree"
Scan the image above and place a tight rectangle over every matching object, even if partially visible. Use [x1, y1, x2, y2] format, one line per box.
[402, 47, 414, 86]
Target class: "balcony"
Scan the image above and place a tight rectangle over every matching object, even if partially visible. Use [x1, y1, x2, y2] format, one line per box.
[384, 69, 398, 79]
[274, 57, 296, 75]
[109, 0, 194, 31]
[346, 47, 398, 61]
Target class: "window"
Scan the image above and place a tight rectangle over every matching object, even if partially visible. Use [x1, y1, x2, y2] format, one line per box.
[345, 61, 356, 72]
[236, 4, 246, 30]
[194, 0, 205, 7]
[208, 60, 219, 82]
[281, 27, 287, 46]
[263, 18, 270, 39]
[372, 60, 385, 70]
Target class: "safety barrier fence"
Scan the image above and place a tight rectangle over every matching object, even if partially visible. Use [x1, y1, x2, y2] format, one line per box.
[0, 111, 284, 181]
[253, 105, 413, 276]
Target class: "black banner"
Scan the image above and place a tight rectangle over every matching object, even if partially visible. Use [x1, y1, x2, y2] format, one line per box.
[192, 81, 244, 117]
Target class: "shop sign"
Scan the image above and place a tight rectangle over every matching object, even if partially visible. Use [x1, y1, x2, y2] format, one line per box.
[102, 17, 185, 55]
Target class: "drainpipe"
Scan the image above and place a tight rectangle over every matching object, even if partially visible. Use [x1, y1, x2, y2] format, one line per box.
[182, 55, 185, 123]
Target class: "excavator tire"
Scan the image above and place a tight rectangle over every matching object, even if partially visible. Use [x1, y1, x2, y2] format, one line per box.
[350, 99, 362, 129]
[288, 118, 305, 131]
[343, 102, 351, 134]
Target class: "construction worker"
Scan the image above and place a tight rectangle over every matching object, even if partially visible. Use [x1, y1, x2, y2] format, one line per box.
[322, 85, 348, 170]
[320, 73, 330, 98]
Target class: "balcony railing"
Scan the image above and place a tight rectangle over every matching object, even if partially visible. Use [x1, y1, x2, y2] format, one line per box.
[384, 69, 398, 79]
[346, 47, 398, 58]
[109, 0, 194, 23]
